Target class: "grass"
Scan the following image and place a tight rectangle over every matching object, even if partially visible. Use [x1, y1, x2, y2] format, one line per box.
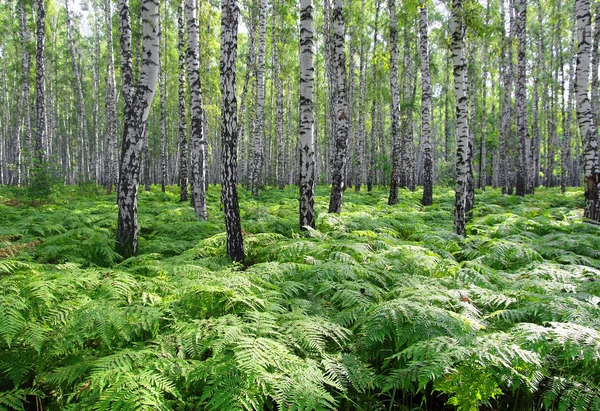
[1, 184, 599, 410]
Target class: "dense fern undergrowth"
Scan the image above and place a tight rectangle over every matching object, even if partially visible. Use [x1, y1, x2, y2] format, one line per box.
[1, 184, 600, 411]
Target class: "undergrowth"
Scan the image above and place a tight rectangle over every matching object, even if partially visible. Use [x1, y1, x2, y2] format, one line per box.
[1, 184, 599, 410]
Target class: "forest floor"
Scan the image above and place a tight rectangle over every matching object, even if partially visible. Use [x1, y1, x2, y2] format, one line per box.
[1, 184, 600, 411]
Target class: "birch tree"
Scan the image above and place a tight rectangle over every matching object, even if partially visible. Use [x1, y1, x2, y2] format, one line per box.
[575, 0, 600, 221]
[177, 0, 188, 202]
[328, 0, 349, 213]
[116, 0, 160, 258]
[387, 0, 401, 205]
[104, 0, 117, 194]
[186, 0, 207, 219]
[515, 0, 528, 196]
[420, 1, 433, 206]
[65, 0, 91, 181]
[451, 0, 469, 236]
[299, 0, 315, 228]
[220, 0, 244, 262]
[35, 0, 47, 164]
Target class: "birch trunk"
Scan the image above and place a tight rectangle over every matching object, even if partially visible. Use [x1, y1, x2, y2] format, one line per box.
[186, 0, 207, 219]
[105, 0, 118, 194]
[116, 0, 160, 258]
[452, 0, 469, 237]
[387, 0, 401, 205]
[177, 1, 189, 202]
[366, 0, 380, 192]
[273, 3, 285, 190]
[500, 0, 513, 194]
[515, 0, 528, 196]
[354, 0, 366, 192]
[250, 0, 267, 196]
[575, 0, 600, 221]
[327, 0, 349, 213]
[220, 0, 244, 262]
[65, 0, 91, 181]
[35, 0, 46, 163]
[159, 10, 167, 193]
[420, 2, 433, 206]
[299, 0, 316, 228]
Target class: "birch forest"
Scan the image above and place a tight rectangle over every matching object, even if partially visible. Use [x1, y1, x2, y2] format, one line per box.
[2, 0, 600, 409]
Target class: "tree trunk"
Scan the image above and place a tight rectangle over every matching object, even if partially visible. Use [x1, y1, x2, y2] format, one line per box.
[65, 0, 90, 181]
[35, 0, 46, 164]
[500, 0, 513, 195]
[387, 0, 401, 205]
[273, 3, 285, 190]
[515, 0, 528, 196]
[220, 0, 244, 262]
[250, 0, 267, 196]
[366, 0, 380, 192]
[575, 0, 600, 221]
[355, 0, 366, 192]
[186, 0, 207, 219]
[420, 3, 433, 206]
[299, 0, 316, 228]
[159, 9, 168, 193]
[452, 0, 469, 237]
[328, 0, 349, 213]
[104, 0, 118, 194]
[177, 1, 189, 202]
[116, 0, 160, 258]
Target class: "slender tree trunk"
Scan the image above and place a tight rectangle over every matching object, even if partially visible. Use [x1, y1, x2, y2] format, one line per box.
[500, 0, 513, 195]
[515, 0, 528, 196]
[479, 46, 488, 191]
[576, 0, 600, 221]
[35, 0, 47, 164]
[563, 32, 576, 193]
[249, 0, 267, 196]
[186, 0, 207, 219]
[104, 0, 118, 194]
[116, 0, 160, 258]
[465, 42, 475, 216]
[220, 0, 244, 262]
[401, 23, 414, 191]
[420, 3, 433, 206]
[387, 0, 401, 205]
[177, 1, 189, 202]
[273, 3, 285, 190]
[159, 10, 167, 193]
[452, 0, 469, 236]
[367, 0, 380, 192]
[17, 0, 31, 184]
[299, 0, 315, 228]
[355, 0, 366, 192]
[65, 0, 91, 181]
[327, 0, 349, 213]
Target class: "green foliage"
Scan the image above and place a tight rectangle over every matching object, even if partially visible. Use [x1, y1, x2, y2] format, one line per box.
[0, 185, 599, 410]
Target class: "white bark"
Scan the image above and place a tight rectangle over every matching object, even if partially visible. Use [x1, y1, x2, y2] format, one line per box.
[299, 0, 315, 228]
[452, 0, 469, 236]
[186, 0, 207, 219]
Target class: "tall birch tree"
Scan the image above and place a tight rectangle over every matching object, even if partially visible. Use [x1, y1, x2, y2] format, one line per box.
[299, 0, 315, 228]
[387, 0, 401, 205]
[186, 0, 207, 219]
[420, 1, 433, 206]
[328, 0, 349, 213]
[451, 0, 469, 236]
[220, 0, 244, 262]
[115, 0, 160, 258]
[575, 0, 600, 221]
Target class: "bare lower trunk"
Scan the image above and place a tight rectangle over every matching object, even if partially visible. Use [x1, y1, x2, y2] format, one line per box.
[220, 0, 244, 262]
[116, 0, 160, 258]
[328, 0, 349, 213]
[186, 0, 207, 219]
[420, 3, 433, 206]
